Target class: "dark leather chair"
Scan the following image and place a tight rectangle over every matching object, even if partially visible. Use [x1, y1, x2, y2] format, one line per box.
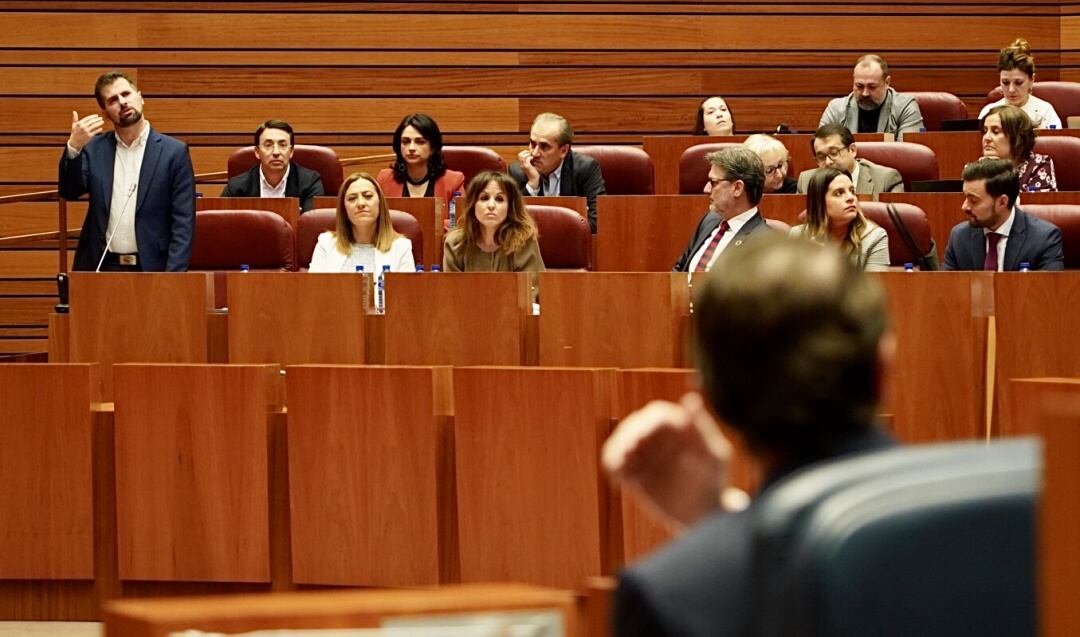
[859, 201, 935, 267]
[987, 81, 1080, 121]
[442, 146, 507, 187]
[526, 204, 592, 270]
[1022, 204, 1080, 268]
[227, 145, 344, 195]
[189, 209, 296, 272]
[678, 142, 742, 195]
[854, 142, 940, 190]
[1032, 135, 1080, 191]
[909, 92, 970, 131]
[753, 438, 1038, 637]
[574, 145, 655, 195]
[296, 208, 424, 269]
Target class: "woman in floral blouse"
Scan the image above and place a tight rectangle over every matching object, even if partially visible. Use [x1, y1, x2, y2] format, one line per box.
[980, 104, 1056, 192]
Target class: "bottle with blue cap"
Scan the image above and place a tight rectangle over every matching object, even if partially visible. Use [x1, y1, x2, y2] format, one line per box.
[448, 191, 461, 230]
[416, 264, 425, 272]
[240, 264, 250, 273]
[1019, 262, 1031, 272]
[431, 265, 442, 272]
[903, 262, 914, 272]
[376, 264, 390, 314]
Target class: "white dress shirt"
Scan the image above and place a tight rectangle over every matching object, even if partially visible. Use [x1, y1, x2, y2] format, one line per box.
[687, 207, 759, 277]
[525, 158, 564, 196]
[259, 164, 291, 198]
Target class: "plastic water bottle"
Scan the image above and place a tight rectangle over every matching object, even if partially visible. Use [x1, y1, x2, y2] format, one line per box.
[431, 265, 441, 272]
[355, 265, 364, 273]
[240, 264, 250, 272]
[1019, 262, 1031, 272]
[416, 264, 425, 272]
[903, 262, 914, 272]
[448, 191, 461, 229]
[1050, 124, 1058, 130]
[376, 265, 390, 314]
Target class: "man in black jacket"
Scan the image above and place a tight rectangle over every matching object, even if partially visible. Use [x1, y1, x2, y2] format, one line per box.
[221, 119, 324, 212]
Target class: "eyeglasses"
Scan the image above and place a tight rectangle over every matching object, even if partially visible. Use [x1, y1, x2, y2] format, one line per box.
[707, 177, 736, 188]
[764, 159, 788, 175]
[814, 147, 849, 164]
[260, 141, 292, 151]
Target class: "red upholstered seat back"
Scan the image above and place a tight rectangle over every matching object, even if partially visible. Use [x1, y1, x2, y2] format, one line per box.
[986, 81, 1080, 121]
[526, 204, 592, 270]
[910, 92, 970, 131]
[442, 146, 507, 187]
[678, 142, 742, 195]
[227, 145, 344, 195]
[1032, 136, 1080, 191]
[296, 208, 424, 269]
[795, 202, 933, 267]
[855, 142, 940, 190]
[189, 209, 296, 271]
[574, 145, 655, 194]
[1022, 204, 1080, 269]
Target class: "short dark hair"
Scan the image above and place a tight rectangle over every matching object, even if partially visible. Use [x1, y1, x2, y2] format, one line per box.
[94, 70, 137, 108]
[391, 113, 447, 183]
[254, 119, 295, 147]
[983, 105, 1036, 162]
[693, 234, 887, 459]
[811, 124, 855, 154]
[706, 147, 765, 205]
[963, 157, 1020, 208]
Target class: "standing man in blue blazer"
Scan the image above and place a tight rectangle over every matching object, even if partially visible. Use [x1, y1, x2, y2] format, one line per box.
[59, 70, 195, 272]
[944, 158, 1064, 271]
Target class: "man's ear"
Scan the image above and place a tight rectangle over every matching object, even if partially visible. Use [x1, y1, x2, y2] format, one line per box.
[848, 142, 858, 159]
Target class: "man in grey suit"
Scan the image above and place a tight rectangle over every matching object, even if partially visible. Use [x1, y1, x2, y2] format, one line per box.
[797, 124, 904, 199]
[672, 147, 772, 275]
[820, 54, 924, 138]
[944, 158, 1064, 271]
[509, 112, 606, 232]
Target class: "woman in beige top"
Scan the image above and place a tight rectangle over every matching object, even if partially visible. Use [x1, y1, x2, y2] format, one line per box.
[443, 170, 545, 274]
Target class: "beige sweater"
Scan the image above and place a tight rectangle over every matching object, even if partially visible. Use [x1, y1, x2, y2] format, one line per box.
[442, 231, 545, 274]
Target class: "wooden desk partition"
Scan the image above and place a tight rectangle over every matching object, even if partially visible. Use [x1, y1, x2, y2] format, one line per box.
[113, 364, 281, 583]
[595, 195, 705, 271]
[383, 272, 530, 366]
[994, 273, 1080, 436]
[285, 365, 452, 587]
[454, 367, 613, 588]
[905, 130, 1080, 182]
[539, 272, 689, 368]
[68, 273, 214, 400]
[876, 272, 992, 442]
[0, 364, 98, 580]
[196, 197, 300, 230]
[227, 272, 367, 365]
[103, 584, 581, 637]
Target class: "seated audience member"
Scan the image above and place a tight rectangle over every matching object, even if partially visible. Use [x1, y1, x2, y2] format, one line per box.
[604, 234, 895, 637]
[692, 96, 735, 136]
[944, 158, 1063, 271]
[509, 112, 606, 233]
[743, 134, 796, 193]
[308, 172, 414, 273]
[981, 105, 1056, 192]
[820, 54, 924, 137]
[443, 170, 545, 276]
[978, 38, 1061, 129]
[672, 147, 772, 275]
[790, 166, 890, 271]
[797, 124, 904, 198]
[376, 113, 465, 211]
[221, 119, 324, 212]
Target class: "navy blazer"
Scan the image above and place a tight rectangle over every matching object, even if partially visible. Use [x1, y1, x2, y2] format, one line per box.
[943, 207, 1064, 271]
[59, 127, 195, 272]
[221, 162, 325, 212]
[509, 150, 606, 233]
[672, 210, 769, 272]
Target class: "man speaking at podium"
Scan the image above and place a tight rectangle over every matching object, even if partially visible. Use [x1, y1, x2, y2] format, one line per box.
[59, 70, 195, 272]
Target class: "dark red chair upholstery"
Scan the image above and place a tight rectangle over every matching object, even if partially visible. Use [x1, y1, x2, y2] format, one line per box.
[678, 142, 742, 194]
[794, 202, 933, 268]
[1032, 136, 1080, 191]
[189, 209, 296, 271]
[1022, 204, 1080, 268]
[526, 205, 592, 270]
[909, 92, 969, 131]
[442, 146, 507, 187]
[227, 145, 344, 195]
[854, 142, 940, 190]
[574, 145, 655, 195]
[986, 81, 1080, 121]
[296, 208, 423, 269]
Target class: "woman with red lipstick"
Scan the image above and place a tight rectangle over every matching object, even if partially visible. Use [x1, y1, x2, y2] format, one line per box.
[377, 113, 465, 211]
[442, 170, 544, 276]
[790, 166, 890, 271]
[692, 96, 736, 136]
[980, 105, 1056, 192]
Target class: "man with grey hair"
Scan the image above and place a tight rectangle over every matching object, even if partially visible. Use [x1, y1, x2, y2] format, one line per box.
[672, 147, 772, 274]
[820, 54, 924, 137]
[509, 112, 606, 232]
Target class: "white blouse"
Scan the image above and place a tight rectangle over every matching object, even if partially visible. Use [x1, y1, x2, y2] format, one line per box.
[308, 232, 415, 273]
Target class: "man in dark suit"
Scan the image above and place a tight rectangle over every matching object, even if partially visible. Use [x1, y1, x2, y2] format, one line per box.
[944, 158, 1064, 271]
[59, 70, 195, 272]
[509, 112, 606, 232]
[604, 235, 894, 637]
[672, 147, 772, 274]
[221, 119, 325, 212]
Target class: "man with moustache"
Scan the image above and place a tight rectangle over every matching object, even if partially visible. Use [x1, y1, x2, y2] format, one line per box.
[943, 158, 1063, 271]
[820, 54, 924, 138]
[59, 70, 195, 271]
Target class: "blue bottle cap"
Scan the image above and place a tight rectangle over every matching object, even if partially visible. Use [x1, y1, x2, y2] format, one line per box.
[240, 264, 250, 272]
[355, 265, 364, 272]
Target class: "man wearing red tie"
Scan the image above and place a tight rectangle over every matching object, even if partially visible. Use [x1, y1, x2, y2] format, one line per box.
[672, 147, 772, 274]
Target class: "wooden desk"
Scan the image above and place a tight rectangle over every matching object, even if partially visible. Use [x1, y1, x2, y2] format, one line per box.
[196, 197, 299, 231]
[453, 367, 613, 587]
[905, 129, 1080, 182]
[539, 272, 690, 368]
[113, 364, 281, 583]
[226, 272, 367, 365]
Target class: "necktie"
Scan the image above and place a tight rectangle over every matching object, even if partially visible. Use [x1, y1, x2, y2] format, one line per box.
[984, 232, 1002, 271]
[693, 220, 731, 273]
[537, 175, 547, 196]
